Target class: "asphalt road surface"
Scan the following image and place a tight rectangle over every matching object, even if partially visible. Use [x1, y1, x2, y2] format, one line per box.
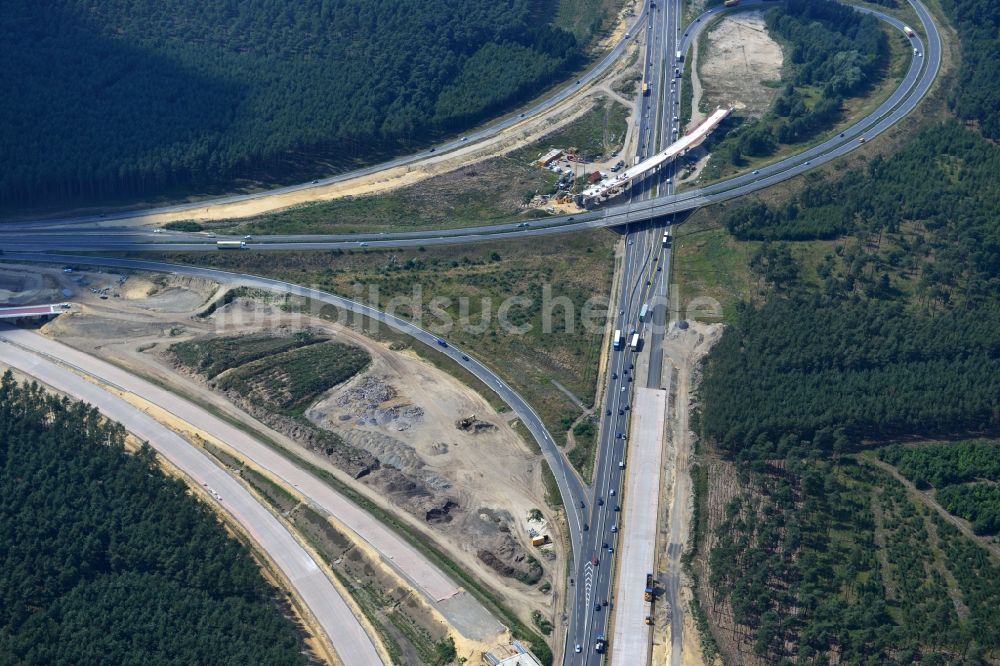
[0, 252, 590, 564]
[567, 0, 683, 659]
[564, 0, 942, 662]
[0, 2, 943, 662]
[3, 7, 653, 231]
[0, 326, 385, 666]
[0, 2, 939, 258]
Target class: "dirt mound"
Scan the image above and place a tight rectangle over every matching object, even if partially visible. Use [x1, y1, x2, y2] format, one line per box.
[477, 550, 516, 577]
[326, 375, 425, 431]
[467, 509, 542, 583]
[0, 268, 60, 305]
[223, 390, 379, 479]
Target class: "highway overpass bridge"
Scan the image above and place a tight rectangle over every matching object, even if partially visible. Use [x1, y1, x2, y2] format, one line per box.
[578, 108, 732, 208]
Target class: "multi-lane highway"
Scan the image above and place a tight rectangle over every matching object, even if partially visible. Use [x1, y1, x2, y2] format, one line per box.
[566, 0, 684, 661]
[0, 1, 943, 663]
[0, 2, 939, 258]
[563, 0, 942, 662]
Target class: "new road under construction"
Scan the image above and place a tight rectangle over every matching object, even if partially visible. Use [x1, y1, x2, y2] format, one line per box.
[576, 107, 732, 208]
[0, 0, 944, 663]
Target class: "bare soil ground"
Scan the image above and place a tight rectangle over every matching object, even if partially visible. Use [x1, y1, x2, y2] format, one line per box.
[697, 12, 783, 118]
[4, 262, 564, 639]
[0, 267, 65, 304]
[657, 320, 723, 666]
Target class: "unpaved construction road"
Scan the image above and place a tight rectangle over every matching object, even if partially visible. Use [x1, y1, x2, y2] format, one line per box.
[0, 323, 505, 644]
[661, 322, 722, 666]
[0, 326, 385, 666]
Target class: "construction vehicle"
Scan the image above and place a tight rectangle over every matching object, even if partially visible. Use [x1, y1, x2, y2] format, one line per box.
[903, 25, 914, 37]
[644, 573, 655, 601]
[642, 82, 650, 96]
[216, 240, 246, 249]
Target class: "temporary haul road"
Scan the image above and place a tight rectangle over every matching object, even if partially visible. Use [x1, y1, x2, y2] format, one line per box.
[1, 0, 942, 664]
[0, 326, 385, 666]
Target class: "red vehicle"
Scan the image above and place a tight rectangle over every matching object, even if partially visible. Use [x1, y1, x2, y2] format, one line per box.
[591, 554, 600, 566]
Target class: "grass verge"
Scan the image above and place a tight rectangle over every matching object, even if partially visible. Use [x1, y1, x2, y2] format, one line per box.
[132, 229, 616, 449]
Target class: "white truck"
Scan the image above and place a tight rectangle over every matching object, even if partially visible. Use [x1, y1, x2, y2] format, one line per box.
[216, 240, 247, 249]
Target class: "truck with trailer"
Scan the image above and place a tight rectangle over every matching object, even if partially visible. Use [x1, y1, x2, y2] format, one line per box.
[644, 573, 655, 601]
[216, 240, 246, 249]
[724, 0, 739, 6]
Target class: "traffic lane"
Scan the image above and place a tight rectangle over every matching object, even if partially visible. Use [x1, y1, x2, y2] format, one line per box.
[2, 252, 589, 558]
[0, 335, 385, 666]
[578, 225, 668, 660]
[7, 9, 652, 230]
[571, 229, 642, 659]
[0, 219, 608, 253]
[6, 2, 935, 246]
[579, 227, 650, 658]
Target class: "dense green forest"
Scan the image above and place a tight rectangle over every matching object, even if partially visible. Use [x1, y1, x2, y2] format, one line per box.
[0, 373, 307, 665]
[700, 297, 1000, 458]
[711, 0, 887, 164]
[702, 121, 1000, 458]
[694, 0, 1000, 658]
[941, 0, 1000, 138]
[709, 458, 999, 663]
[880, 441, 1000, 534]
[935, 484, 1000, 535]
[879, 441, 1000, 488]
[0, 0, 581, 207]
